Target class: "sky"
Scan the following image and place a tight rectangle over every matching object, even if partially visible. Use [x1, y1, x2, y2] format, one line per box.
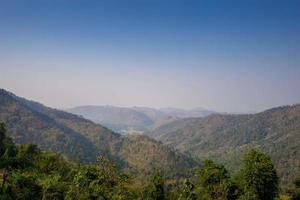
[0, 0, 299, 113]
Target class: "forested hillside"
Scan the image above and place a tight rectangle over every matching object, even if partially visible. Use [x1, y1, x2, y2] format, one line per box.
[2, 122, 299, 200]
[148, 105, 300, 185]
[0, 89, 196, 178]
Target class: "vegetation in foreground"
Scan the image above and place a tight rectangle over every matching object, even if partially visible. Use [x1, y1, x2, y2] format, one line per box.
[0, 122, 299, 200]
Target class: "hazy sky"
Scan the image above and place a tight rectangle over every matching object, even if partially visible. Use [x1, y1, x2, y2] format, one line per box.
[0, 0, 299, 113]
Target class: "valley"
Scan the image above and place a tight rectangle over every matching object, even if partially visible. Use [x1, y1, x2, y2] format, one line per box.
[1, 88, 299, 187]
[66, 105, 214, 134]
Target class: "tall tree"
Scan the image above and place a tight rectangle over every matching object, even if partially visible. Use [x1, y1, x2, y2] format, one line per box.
[178, 179, 196, 200]
[195, 160, 236, 200]
[290, 174, 300, 200]
[143, 172, 165, 200]
[237, 149, 279, 200]
[0, 123, 6, 157]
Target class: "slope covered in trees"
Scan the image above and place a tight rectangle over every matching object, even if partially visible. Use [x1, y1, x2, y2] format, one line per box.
[0, 123, 137, 199]
[2, 122, 296, 200]
[0, 89, 196, 178]
[148, 104, 300, 185]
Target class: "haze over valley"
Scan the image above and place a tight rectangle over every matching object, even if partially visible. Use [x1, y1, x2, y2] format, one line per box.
[66, 105, 215, 134]
[0, 0, 300, 199]
[1, 88, 299, 187]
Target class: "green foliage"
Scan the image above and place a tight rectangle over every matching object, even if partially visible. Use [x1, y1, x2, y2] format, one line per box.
[197, 160, 230, 187]
[237, 149, 279, 200]
[0, 122, 5, 156]
[143, 172, 165, 200]
[38, 174, 66, 200]
[0, 89, 197, 179]
[178, 179, 197, 200]
[0, 123, 18, 169]
[195, 160, 236, 200]
[0, 114, 297, 200]
[237, 191, 258, 200]
[1, 137, 17, 163]
[295, 176, 300, 189]
[289, 174, 300, 200]
[66, 164, 127, 199]
[0, 122, 136, 200]
[149, 105, 300, 186]
[5, 171, 43, 200]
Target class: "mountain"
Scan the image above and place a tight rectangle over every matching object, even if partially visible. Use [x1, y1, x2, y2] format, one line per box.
[66, 105, 214, 134]
[159, 107, 215, 118]
[65, 105, 154, 134]
[0, 89, 197, 177]
[147, 105, 300, 185]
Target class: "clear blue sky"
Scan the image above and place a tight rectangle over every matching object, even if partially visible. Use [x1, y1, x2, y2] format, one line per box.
[0, 0, 299, 112]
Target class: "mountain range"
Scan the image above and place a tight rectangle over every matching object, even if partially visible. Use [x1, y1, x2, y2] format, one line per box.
[1, 88, 299, 185]
[0, 89, 197, 179]
[66, 105, 215, 134]
[146, 105, 300, 185]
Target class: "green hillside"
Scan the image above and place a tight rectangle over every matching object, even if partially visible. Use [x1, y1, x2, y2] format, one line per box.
[3, 121, 297, 199]
[148, 105, 300, 185]
[0, 89, 197, 178]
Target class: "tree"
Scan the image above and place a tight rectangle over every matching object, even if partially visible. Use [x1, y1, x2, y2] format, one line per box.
[0, 122, 17, 177]
[0, 122, 137, 200]
[290, 174, 300, 200]
[66, 156, 132, 200]
[2, 171, 42, 200]
[237, 149, 279, 200]
[195, 160, 236, 200]
[143, 172, 165, 200]
[0, 123, 6, 157]
[178, 179, 196, 200]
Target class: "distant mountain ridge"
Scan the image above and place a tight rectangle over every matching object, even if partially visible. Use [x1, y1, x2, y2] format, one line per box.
[66, 105, 215, 134]
[0, 89, 197, 178]
[147, 104, 300, 185]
